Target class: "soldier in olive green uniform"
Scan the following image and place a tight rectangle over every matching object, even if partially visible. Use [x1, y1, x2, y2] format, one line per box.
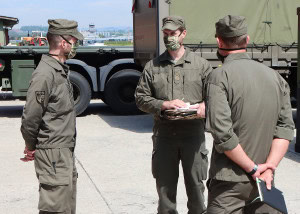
[135, 16, 212, 214]
[21, 19, 83, 214]
[206, 15, 295, 213]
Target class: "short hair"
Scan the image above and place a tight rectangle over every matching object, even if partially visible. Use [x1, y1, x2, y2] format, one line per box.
[46, 32, 72, 50]
[219, 34, 247, 49]
[178, 27, 186, 33]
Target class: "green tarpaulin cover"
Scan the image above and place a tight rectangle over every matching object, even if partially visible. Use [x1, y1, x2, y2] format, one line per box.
[170, 0, 299, 44]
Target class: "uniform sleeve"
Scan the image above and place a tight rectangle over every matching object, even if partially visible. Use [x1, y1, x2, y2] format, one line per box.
[273, 79, 295, 141]
[134, 63, 164, 115]
[20, 73, 53, 150]
[201, 59, 213, 101]
[206, 82, 239, 153]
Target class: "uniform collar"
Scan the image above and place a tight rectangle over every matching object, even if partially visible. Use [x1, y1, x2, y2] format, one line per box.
[158, 47, 192, 65]
[223, 52, 251, 63]
[41, 54, 69, 75]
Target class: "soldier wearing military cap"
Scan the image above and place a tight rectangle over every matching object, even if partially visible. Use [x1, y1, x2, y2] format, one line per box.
[135, 15, 212, 214]
[205, 15, 294, 213]
[21, 19, 83, 214]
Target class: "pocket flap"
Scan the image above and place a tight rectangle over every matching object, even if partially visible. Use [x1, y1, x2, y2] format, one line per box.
[200, 149, 209, 156]
[39, 174, 69, 186]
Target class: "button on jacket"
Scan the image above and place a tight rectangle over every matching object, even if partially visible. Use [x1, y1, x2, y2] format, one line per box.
[21, 54, 76, 150]
[206, 53, 295, 182]
[135, 48, 212, 138]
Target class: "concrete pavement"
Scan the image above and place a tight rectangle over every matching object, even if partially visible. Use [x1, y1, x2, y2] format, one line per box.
[0, 98, 299, 214]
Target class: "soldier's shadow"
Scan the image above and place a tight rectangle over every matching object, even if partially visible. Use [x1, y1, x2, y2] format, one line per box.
[83, 102, 153, 134]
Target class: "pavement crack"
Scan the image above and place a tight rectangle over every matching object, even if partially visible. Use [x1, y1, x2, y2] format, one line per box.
[75, 156, 114, 214]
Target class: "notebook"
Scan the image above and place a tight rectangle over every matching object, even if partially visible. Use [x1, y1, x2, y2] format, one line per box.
[256, 178, 288, 214]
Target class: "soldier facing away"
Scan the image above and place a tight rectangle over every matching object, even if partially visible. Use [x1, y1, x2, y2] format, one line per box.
[135, 16, 212, 214]
[205, 15, 295, 213]
[20, 19, 83, 214]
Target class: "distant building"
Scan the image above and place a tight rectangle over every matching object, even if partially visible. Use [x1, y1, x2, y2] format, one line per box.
[0, 15, 19, 46]
[89, 23, 96, 33]
[99, 32, 111, 37]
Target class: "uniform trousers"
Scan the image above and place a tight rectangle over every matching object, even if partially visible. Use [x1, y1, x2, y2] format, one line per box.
[207, 179, 282, 214]
[34, 148, 77, 214]
[152, 136, 208, 214]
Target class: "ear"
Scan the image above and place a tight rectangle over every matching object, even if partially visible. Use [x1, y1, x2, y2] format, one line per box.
[216, 37, 222, 48]
[246, 35, 250, 44]
[181, 29, 187, 38]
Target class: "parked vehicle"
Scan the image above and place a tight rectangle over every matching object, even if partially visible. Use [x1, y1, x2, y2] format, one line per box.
[133, 0, 298, 105]
[0, 1, 298, 115]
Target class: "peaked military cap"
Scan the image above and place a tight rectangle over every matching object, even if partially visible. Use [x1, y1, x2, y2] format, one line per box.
[162, 16, 186, 31]
[215, 15, 247, 38]
[48, 19, 84, 40]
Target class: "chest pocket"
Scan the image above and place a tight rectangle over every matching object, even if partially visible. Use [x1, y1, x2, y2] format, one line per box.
[183, 68, 203, 102]
[152, 69, 169, 100]
[48, 77, 74, 118]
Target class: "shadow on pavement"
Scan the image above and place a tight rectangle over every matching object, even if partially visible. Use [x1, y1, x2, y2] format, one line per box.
[82, 102, 153, 133]
[285, 137, 300, 163]
[0, 93, 24, 118]
[0, 105, 24, 118]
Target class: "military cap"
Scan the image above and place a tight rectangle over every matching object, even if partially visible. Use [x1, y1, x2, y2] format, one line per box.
[215, 15, 247, 38]
[48, 19, 84, 40]
[162, 16, 186, 31]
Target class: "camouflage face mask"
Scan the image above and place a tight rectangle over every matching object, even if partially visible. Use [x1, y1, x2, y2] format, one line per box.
[67, 42, 78, 59]
[163, 34, 181, 51]
[61, 35, 79, 59]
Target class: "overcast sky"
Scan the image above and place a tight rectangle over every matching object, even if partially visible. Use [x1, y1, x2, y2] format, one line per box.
[0, 0, 133, 29]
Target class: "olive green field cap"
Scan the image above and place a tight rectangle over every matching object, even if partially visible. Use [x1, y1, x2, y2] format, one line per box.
[162, 16, 186, 31]
[215, 15, 247, 38]
[48, 19, 84, 40]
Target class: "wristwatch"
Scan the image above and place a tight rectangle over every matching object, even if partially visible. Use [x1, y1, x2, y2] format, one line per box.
[248, 164, 258, 176]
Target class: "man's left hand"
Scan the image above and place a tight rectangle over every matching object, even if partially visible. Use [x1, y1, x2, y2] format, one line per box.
[190, 102, 205, 118]
[259, 169, 274, 190]
[20, 147, 35, 162]
[251, 163, 275, 181]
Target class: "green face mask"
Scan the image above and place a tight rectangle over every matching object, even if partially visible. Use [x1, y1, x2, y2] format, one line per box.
[163, 35, 181, 51]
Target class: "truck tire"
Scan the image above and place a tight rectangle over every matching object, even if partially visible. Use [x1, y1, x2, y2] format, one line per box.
[104, 69, 141, 115]
[69, 71, 91, 116]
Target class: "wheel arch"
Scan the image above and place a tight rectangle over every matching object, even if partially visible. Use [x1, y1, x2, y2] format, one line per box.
[66, 59, 97, 93]
[99, 59, 143, 92]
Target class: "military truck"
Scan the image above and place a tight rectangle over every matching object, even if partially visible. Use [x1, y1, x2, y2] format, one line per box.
[133, 0, 298, 104]
[0, 16, 142, 115]
[1, 1, 299, 115]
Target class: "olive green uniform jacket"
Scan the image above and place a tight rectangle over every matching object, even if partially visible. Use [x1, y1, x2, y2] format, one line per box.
[21, 54, 76, 150]
[206, 52, 295, 182]
[135, 48, 212, 137]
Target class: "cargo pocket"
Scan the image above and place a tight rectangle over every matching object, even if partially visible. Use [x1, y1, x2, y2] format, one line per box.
[151, 136, 159, 178]
[199, 149, 209, 180]
[38, 173, 70, 212]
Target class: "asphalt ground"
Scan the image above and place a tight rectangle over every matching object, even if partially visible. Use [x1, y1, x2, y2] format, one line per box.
[0, 94, 299, 214]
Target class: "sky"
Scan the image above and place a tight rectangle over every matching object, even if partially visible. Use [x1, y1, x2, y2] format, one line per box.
[0, 0, 133, 29]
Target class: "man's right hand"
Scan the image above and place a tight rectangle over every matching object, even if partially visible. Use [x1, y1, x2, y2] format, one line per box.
[161, 99, 187, 111]
[251, 163, 276, 182]
[20, 146, 35, 162]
